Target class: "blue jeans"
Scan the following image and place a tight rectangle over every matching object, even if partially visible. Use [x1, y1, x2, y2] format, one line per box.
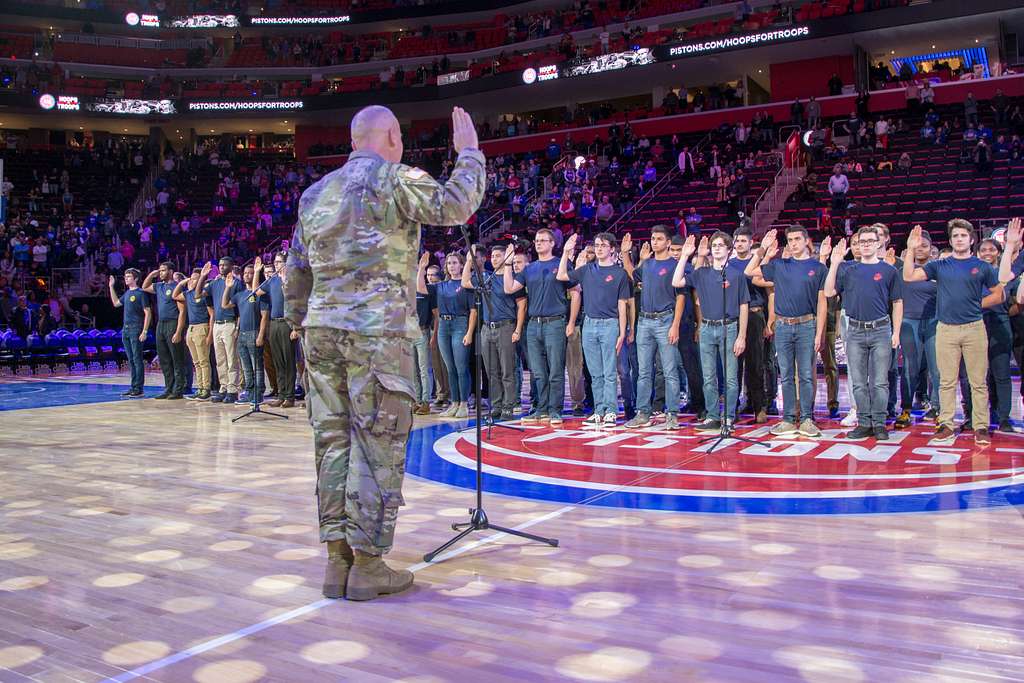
[636, 314, 680, 416]
[698, 321, 739, 421]
[845, 322, 892, 428]
[412, 328, 432, 403]
[122, 324, 145, 392]
[237, 330, 265, 401]
[775, 318, 816, 424]
[582, 317, 620, 416]
[526, 316, 567, 417]
[900, 317, 939, 410]
[438, 316, 471, 403]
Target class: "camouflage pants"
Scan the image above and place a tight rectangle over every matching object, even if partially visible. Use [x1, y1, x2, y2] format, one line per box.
[304, 328, 415, 555]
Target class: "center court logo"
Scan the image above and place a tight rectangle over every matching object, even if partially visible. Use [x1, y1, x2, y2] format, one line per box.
[407, 421, 1024, 514]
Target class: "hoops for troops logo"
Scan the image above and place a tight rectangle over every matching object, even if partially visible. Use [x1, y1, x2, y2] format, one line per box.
[406, 421, 1024, 514]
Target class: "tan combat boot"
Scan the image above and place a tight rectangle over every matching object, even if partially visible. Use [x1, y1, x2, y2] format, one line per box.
[322, 539, 355, 599]
[345, 550, 414, 601]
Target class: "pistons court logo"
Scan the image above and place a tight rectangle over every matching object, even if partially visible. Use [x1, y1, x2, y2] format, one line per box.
[407, 421, 1024, 514]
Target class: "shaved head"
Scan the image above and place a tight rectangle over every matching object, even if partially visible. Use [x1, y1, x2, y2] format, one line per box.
[351, 106, 403, 163]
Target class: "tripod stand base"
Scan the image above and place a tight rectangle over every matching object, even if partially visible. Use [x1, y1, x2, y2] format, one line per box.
[232, 405, 289, 422]
[697, 424, 759, 453]
[423, 507, 559, 563]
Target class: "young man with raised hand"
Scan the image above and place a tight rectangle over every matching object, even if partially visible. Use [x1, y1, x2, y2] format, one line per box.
[744, 226, 827, 437]
[258, 251, 299, 408]
[108, 268, 149, 398]
[504, 228, 575, 426]
[174, 262, 215, 401]
[200, 256, 241, 404]
[142, 261, 187, 400]
[674, 233, 749, 432]
[558, 232, 630, 427]
[904, 221, 1008, 444]
[824, 227, 903, 440]
[730, 226, 770, 423]
[222, 259, 271, 405]
[462, 243, 526, 421]
[620, 225, 685, 430]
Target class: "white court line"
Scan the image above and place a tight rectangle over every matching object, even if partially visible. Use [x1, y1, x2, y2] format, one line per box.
[100, 504, 576, 683]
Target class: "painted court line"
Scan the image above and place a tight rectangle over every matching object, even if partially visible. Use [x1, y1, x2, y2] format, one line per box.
[100, 505, 577, 683]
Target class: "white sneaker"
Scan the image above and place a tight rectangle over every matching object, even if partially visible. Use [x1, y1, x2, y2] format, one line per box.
[583, 413, 603, 425]
[840, 408, 858, 427]
[437, 403, 456, 417]
[454, 402, 469, 418]
[603, 413, 618, 426]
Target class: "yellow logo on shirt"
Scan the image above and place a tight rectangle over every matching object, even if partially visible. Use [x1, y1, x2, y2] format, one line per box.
[165, 288, 172, 296]
[248, 296, 255, 303]
[129, 295, 136, 302]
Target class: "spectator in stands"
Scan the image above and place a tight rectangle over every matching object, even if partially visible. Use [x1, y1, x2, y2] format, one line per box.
[964, 123, 978, 142]
[905, 80, 920, 116]
[31, 238, 49, 274]
[898, 152, 913, 173]
[806, 96, 821, 129]
[828, 73, 843, 97]
[964, 93, 979, 127]
[684, 208, 703, 237]
[546, 138, 561, 161]
[974, 139, 993, 175]
[595, 195, 614, 228]
[716, 172, 730, 204]
[874, 118, 889, 150]
[790, 99, 804, 127]
[937, 121, 951, 145]
[677, 145, 696, 182]
[10, 295, 31, 338]
[877, 156, 894, 173]
[727, 169, 748, 218]
[640, 160, 657, 190]
[828, 165, 849, 213]
[920, 82, 935, 111]
[920, 121, 936, 140]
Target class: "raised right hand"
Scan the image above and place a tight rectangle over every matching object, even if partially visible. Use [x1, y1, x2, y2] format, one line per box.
[452, 106, 479, 154]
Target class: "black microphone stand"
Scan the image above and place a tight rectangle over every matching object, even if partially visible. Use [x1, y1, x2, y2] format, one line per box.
[423, 227, 559, 563]
[233, 272, 287, 423]
[697, 260, 757, 453]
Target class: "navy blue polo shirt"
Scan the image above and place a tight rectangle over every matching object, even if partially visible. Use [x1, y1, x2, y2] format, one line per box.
[473, 272, 521, 323]
[232, 289, 270, 333]
[417, 286, 437, 329]
[677, 262, 696, 326]
[514, 258, 569, 318]
[730, 256, 768, 310]
[154, 281, 180, 322]
[901, 278, 937, 320]
[436, 280, 473, 317]
[922, 257, 998, 325]
[260, 275, 285, 319]
[760, 258, 827, 318]
[185, 285, 212, 325]
[119, 288, 148, 327]
[205, 277, 238, 322]
[836, 261, 901, 322]
[635, 257, 682, 314]
[568, 263, 631, 319]
[689, 264, 750, 321]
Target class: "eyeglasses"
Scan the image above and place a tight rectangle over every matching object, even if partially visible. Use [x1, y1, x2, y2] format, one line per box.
[534, 238, 553, 243]
[859, 238, 879, 244]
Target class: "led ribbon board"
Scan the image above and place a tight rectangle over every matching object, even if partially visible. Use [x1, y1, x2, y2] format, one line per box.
[88, 99, 177, 115]
[668, 25, 810, 57]
[168, 14, 240, 28]
[566, 48, 655, 77]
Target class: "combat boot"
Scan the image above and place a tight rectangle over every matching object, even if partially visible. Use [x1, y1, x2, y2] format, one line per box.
[345, 550, 414, 601]
[322, 539, 355, 599]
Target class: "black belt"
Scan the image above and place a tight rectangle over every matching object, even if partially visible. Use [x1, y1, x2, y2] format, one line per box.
[486, 319, 515, 328]
[639, 310, 674, 319]
[749, 306, 764, 313]
[440, 314, 468, 321]
[214, 320, 236, 324]
[849, 316, 890, 330]
[702, 317, 738, 326]
[271, 317, 287, 321]
[529, 315, 565, 323]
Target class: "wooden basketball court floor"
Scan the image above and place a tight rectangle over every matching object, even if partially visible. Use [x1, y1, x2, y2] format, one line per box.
[1, 371, 1023, 683]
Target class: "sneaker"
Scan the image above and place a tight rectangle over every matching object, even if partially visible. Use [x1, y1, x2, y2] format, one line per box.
[997, 420, 1017, 433]
[975, 428, 991, 445]
[583, 413, 604, 426]
[894, 410, 912, 428]
[167, 393, 183, 400]
[195, 391, 212, 402]
[828, 406, 840, 419]
[695, 418, 722, 432]
[438, 403, 458, 417]
[432, 399, 449, 409]
[280, 399, 296, 408]
[549, 415, 564, 427]
[840, 409, 858, 427]
[500, 409, 515, 421]
[770, 421, 798, 436]
[602, 413, 617, 427]
[521, 412, 540, 424]
[661, 414, 680, 430]
[210, 392, 225, 403]
[957, 421, 973, 434]
[223, 393, 238, 404]
[454, 403, 469, 419]
[651, 410, 665, 419]
[153, 392, 171, 400]
[847, 425, 875, 439]
[798, 419, 822, 438]
[933, 425, 956, 442]
[128, 390, 144, 398]
[489, 407, 503, 419]
[873, 426, 890, 441]
[624, 413, 652, 428]
[184, 392, 200, 401]
[754, 409, 768, 424]
[923, 407, 938, 421]
[120, 389, 135, 397]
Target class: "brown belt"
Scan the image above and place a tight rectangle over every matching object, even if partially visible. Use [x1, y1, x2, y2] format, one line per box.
[778, 314, 815, 325]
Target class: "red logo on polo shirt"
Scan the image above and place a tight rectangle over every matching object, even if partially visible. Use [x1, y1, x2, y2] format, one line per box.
[722, 280, 731, 288]
[605, 275, 614, 283]
[873, 272, 883, 281]
[808, 270, 816, 277]
[456, 286, 462, 293]
[658, 268, 668, 276]
[970, 268, 980, 276]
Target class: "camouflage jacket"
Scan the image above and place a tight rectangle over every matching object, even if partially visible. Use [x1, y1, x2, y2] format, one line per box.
[284, 148, 485, 338]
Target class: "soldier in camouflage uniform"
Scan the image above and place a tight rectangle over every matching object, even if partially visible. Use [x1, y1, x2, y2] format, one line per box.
[284, 105, 485, 601]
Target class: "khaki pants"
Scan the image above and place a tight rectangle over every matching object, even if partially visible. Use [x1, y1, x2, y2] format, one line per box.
[212, 321, 240, 394]
[186, 323, 212, 391]
[565, 328, 585, 409]
[936, 320, 989, 429]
